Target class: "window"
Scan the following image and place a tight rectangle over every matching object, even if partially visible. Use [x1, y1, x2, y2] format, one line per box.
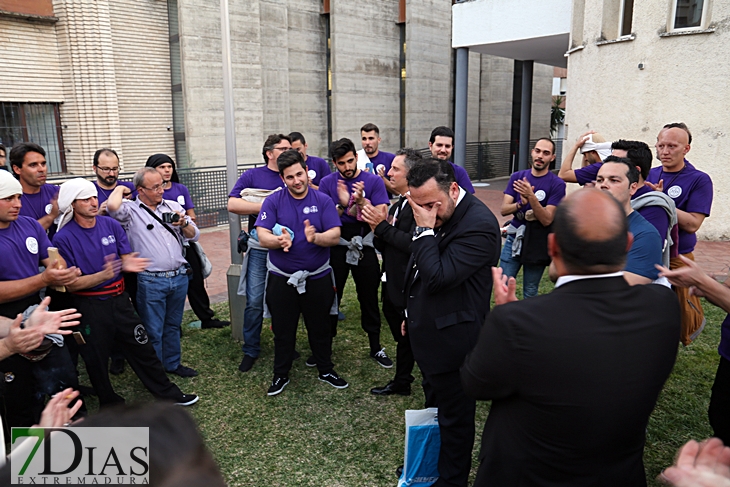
[671, 0, 708, 30]
[620, 0, 634, 36]
[0, 102, 66, 174]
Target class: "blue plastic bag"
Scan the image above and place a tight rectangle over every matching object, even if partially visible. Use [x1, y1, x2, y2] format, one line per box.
[397, 408, 440, 487]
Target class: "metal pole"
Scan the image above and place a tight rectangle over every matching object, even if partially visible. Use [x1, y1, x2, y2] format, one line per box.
[221, 0, 245, 340]
[518, 60, 533, 171]
[453, 47, 468, 169]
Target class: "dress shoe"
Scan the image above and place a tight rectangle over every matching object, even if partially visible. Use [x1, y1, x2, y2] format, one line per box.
[238, 355, 257, 372]
[202, 318, 230, 329]
[166, 365, 198, 377]
[370, 381, 411, 396]
[109, 357, 125, 375]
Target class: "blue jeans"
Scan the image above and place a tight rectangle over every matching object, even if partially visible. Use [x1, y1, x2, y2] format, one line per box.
[242, 248, 267, 358]
[499, 234, 546, 299]
[136, 271, 189, 371]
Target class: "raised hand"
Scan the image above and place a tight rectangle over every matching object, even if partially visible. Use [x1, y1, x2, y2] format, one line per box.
[42, 259, 81, 287]
[122, 252, 150, 273]
[304, 219, 317, 244]
[492, 267, 518, 305]
[278, 228, 293, 252]
[361, 203, 388, 231]
[352, 181, 366, 206]
[337, 179, 350, 207]
[37, 388, 83, 428]
[660, 438, 730, 487]
[405, 193, 438, 229]
[645, 179, 664, 192]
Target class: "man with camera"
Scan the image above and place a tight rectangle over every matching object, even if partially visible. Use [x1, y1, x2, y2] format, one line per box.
[108, 167, 200, 377]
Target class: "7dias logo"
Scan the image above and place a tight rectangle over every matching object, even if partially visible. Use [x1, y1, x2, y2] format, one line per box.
[11, 427, 149, 484]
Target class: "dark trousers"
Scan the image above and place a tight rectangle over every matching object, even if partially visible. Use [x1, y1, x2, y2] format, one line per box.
[421, 369, 476, 487]
[185, 245, 215, 322]
[330, 245, 382, 351]
[267, 272, 336, 376]
[709, 355, 730, 443]
[69, 292, 184, 406]
[382, 282, 415, 387]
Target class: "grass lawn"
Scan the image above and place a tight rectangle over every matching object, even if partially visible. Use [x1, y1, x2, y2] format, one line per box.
[91, 274, 726, 486]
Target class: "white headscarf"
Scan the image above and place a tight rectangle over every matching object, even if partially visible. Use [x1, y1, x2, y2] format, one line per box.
[56, 178, 98, 230]
[580, 134, 613, 161]
[0, 170, 22, 199]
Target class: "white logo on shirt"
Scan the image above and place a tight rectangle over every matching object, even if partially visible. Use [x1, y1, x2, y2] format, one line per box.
[177, 195, 185, 205]
[25, 237, 38, 255]
[260, 212, 267, 220]
[668, 185, 682, 198]
[101, 235, 116, 246]
[308, 170, 316, 179]
[303, 206, 319, 215]
[534, 190, 546, 202]
[44, 204, 52, 215]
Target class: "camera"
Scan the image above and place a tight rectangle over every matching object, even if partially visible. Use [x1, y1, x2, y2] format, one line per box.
[162, 212, 180, 224]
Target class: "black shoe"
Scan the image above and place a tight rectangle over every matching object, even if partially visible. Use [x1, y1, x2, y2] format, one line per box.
[166, 365, 198, 377]
[370, 348, 393, 368]
[267, 376, 290, 396]
[174, 394, 200, 406]
[109, 357, 125, 375]
[396, 465, 403, 477]
[318, 370, 348, 389]
[202, 318, 230, 329]
[238, 355, 257, 372]
[305, 355, 316, 367]
[370, 381, 411, 396]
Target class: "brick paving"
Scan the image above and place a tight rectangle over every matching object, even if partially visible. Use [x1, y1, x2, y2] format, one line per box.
[192, 183, 729, 307]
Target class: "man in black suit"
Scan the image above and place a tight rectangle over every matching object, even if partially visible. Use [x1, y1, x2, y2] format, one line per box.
[404, 159, 500, 487]
[461, 188, 681, 487]
[361, 148, 423, 396]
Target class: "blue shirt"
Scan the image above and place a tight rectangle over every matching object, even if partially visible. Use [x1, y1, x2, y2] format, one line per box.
[625, 211, 662, 280]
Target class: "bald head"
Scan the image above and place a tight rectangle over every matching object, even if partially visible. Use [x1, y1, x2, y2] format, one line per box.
[551, 188, 629, 275]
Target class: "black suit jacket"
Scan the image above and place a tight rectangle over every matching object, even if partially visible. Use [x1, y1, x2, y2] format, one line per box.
[373, 197, 415, 309]
[461, 277, 681, 487]
[405, 192, 500, 376]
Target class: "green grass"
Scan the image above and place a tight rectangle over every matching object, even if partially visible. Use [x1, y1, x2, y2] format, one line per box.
[90, 274, 726, 486]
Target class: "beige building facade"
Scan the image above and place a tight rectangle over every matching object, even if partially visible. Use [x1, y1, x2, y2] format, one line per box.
[565, 0, 728, 240]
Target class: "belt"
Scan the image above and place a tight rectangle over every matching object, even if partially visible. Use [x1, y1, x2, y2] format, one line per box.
[73, 278, 125, 298]
[140, 265, 188, 278]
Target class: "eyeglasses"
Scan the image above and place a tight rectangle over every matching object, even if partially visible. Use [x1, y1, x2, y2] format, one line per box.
[141, 184, 164, 192]
[269, 146, 290, 152]
[97, 166, 119, 173]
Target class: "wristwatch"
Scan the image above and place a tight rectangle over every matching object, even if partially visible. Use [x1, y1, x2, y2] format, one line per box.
[414, 226, 433, 237]
[336, 204, 346, 212]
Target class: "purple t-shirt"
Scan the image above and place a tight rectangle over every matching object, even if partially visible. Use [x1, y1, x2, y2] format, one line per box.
[52, 216, 132, 291]
[229, 165, 286, 228]
[95, 181, 136, 205]
[504, 169, 566, 228]
[449, 162, 476, 194]
[255, 189, 340, 276]
[646, 160, 713, 254]
[631, 185, 671, 242]
[574, 162, 603, 186]
[163, 182, 194, 210]
[318, 170, 390, 225]
[19, 184, 58, 221]
[305, 156, 331, 186]
[0, 216, 51, 282]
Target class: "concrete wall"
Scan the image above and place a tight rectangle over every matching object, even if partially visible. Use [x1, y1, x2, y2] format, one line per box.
[404, 0, 451, 149]
[478, 56, 513, 142]
[330, 1, 401, 152]
[286, 0, 327, 159]
[566, 0, 729, 240]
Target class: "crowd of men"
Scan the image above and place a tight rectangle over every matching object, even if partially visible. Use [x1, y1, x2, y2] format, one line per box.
[0, 119, 727, 486]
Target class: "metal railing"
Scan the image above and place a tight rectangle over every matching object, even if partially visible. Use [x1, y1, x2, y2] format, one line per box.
[46, 139, 563, 229]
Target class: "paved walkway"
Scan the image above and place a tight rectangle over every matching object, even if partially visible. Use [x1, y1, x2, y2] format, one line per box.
[193, 183, 729, 307]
